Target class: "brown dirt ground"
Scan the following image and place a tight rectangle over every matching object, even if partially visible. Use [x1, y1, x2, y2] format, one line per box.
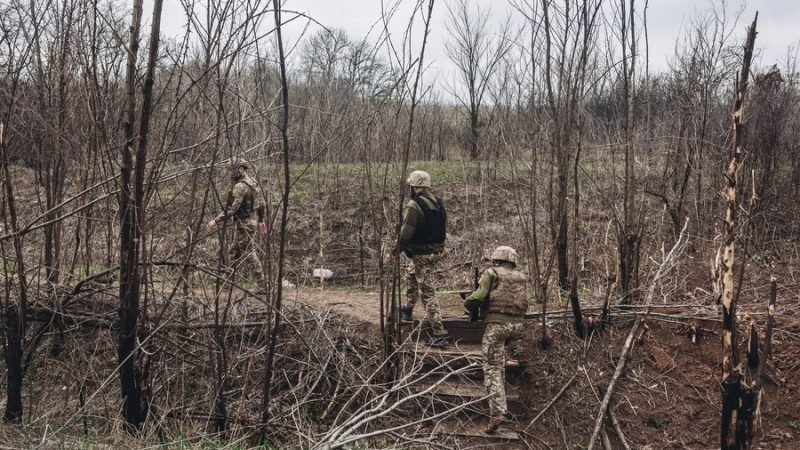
[282, 286, 469, 326]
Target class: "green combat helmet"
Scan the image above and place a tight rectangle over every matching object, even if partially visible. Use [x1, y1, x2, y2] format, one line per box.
[491, 245, 518, 267]
[406, 170, 431, 187]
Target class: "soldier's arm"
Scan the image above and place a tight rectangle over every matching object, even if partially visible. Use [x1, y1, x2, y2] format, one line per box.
[215, 182, 246, 223]
[464, 269, 497, 311]
[395, 200, 421, 252]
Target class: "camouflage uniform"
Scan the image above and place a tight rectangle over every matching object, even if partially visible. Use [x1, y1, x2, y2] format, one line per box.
[215, 173, 265, 277]
[405, 253, 446, 336]
[463, 246, 527, 427]
[397, 176, 447, 338]
[483, 321, 523, 418]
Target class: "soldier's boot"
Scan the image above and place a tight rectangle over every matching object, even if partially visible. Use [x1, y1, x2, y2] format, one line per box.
[400, 306, 413, 322]
[484, 416, 505, 434]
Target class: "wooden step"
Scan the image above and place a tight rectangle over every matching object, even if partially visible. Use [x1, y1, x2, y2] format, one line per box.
[402, 319, 486, 344]
[435, 419, 520, 441]
[403, 342, 482, 359]
[398, 343, 483, 377]
[410, 376, 527, 416]
[412, 377, 518, 400]
[400, 342, 523, 378]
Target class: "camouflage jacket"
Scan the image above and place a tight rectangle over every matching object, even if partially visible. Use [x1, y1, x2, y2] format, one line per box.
[216, 175, 265, 224]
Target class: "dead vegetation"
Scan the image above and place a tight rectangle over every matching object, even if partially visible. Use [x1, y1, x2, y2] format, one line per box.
[1, 0, 800, 448]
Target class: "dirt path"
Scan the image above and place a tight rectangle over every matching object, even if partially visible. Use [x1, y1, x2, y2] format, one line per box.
[281, 287, 470, 326]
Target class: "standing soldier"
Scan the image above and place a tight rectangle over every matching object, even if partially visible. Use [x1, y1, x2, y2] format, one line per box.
[394, 170, 449, 347]
[207, 158, 267, 280]
[462, 246, 527, 433]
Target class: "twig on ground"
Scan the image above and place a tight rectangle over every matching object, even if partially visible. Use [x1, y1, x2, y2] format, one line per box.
[525, 372, 578, 431]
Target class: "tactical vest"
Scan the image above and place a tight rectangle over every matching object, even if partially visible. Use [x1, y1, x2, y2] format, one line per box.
[489, 266, 528, 317]
[411, 194, 446, 245]
[228, 178, 255, 221]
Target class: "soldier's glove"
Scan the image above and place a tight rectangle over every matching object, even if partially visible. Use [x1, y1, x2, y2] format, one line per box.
[459, 291, 469, 300]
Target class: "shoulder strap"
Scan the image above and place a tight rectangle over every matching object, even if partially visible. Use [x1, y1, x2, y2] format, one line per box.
[239, 177, 256, 190]
[414, 194, 440, 211]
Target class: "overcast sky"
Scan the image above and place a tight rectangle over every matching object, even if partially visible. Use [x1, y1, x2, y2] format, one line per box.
[155, 0, 799, 94]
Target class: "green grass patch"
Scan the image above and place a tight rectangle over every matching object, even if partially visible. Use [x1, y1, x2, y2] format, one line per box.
[70, 266, 112, 277]
[0, 262, 47, 277]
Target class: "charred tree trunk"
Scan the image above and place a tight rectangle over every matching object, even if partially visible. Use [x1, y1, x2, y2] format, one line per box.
[569, 114, 583, 338]
[117, 0, 144, 429]
[1, 123, 27, 424]
[117, 0, 163, 429]
[718, 14, 757, 450]
[555, 144, 570, 292]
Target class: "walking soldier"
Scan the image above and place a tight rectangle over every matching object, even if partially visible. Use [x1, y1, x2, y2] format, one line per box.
[207, 158, 267, 279]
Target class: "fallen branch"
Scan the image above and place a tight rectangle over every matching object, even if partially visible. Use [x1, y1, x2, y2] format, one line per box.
[608, 402, 631, 450]
[525, 372, 577, 431]
[314, 361, 481, 449]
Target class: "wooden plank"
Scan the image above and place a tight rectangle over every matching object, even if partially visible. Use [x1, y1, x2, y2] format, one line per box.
[399, 343, 523, 379]
[405, 343, 482, 357]
[435, 421, 520, 440]
[411, 377, 519, 400]
[409, 376, 527, 415]
[402, 320, 486, 344]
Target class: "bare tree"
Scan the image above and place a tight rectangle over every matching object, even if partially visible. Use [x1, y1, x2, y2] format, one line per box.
[0, 1, 32, 422]
[616, 0, 641, 304]
[445, 0, 511, 160]
[117, 0, 164, 429]
[1, 119, 28, 423]
[261, 0, 291, 438]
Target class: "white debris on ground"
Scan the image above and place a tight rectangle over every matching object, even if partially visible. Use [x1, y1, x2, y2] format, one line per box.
[312, 268, 335, 280]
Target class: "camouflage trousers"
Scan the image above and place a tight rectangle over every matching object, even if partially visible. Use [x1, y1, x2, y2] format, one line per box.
[405, 253, 447, 337]
[231, 219, 263, 277]
[482, 321, 523, 418]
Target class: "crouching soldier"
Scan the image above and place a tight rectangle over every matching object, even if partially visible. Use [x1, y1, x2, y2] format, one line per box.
[462, 246, 527, 433]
